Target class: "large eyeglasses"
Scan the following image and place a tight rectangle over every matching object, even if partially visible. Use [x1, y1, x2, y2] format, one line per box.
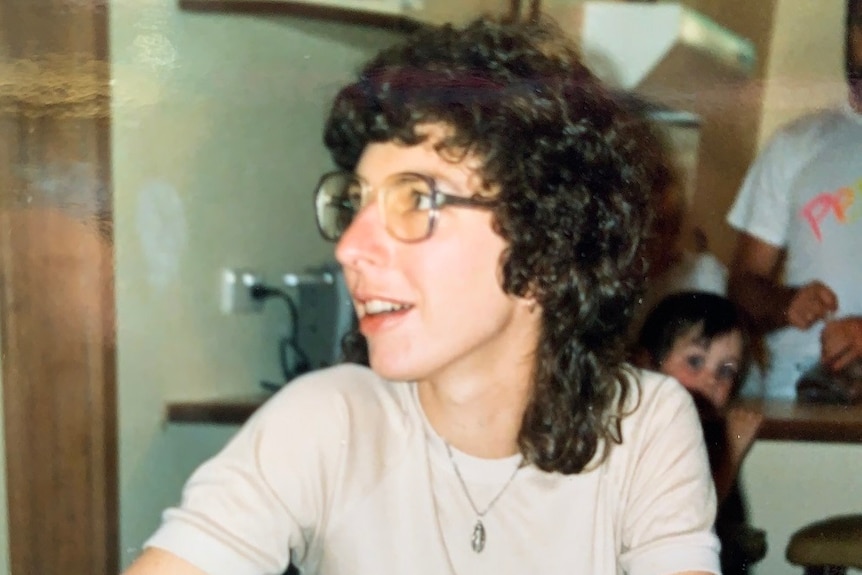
[314, 171, 496, 242]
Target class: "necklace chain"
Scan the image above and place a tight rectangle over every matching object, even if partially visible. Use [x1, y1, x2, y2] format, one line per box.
[444, 442, 522, 553]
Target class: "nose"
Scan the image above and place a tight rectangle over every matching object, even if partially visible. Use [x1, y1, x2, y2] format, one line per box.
[334, 201, 390, 271]
[700, 370, 731, 410]
[688, 368, 719, 404]
[705, 374, 722, 402]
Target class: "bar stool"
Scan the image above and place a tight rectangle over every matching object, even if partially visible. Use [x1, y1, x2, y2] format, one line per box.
[785, 514, 862, 575]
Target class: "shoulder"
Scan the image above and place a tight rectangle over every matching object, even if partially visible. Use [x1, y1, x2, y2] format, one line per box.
[232, 365, 420, 513]
[260, 363, 405, 416]
[604, 368, 719, 571]
[763, 107, 847, 157]
[249, 364, 417, 458]
[619, 367, 702, 445]
[589, 367, 703, 468]
[605, 369, 718, 552]
[727, 109, 845, 237]
[627, 366, 697, 411]
[147, 365, 420, 572]
[782, 107, 842, 133]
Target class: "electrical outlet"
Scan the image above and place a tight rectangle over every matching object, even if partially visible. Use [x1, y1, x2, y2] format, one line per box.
[220, 268, 264, 314]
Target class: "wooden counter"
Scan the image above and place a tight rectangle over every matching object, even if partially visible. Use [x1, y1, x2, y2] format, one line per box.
[166, 394, 268, 425]
[735, 397, 862, 444]
[167, 394, 862, 443]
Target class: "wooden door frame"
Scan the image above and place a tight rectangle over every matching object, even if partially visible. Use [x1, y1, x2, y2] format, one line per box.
[0, 1, 117, 574]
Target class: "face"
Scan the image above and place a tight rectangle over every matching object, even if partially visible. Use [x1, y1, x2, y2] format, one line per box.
[334, 125, 539, 384]
[659, 327, 743, 410]
[848, 0, 862, 111]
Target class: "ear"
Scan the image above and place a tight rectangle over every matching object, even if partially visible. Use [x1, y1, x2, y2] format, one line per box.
[522, 280, 541, 313]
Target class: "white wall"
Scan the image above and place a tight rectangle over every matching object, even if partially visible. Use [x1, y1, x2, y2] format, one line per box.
[743, 2, 862, 574]
[110, 0, 401, 567]
[743, 441, 862, 575]
[758, 0, 847, 146]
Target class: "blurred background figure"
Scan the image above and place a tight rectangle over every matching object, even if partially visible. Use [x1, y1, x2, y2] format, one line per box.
[726, 0, 862, 398]
[630, 144, 727, 342]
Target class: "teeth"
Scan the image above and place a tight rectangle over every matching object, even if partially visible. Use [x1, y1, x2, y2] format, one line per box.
[361, 299, 410, 317]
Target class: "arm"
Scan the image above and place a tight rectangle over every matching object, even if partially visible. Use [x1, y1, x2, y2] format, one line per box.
[711, 407, 763, 503]
[121, 367, 371, 575]
[728, 233, 837, 332]
[122, 548, 207, 575]
[727, 233, 792, 331]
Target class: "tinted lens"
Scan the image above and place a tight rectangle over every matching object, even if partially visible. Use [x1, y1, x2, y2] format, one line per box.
[384, 174, 434, 241]
[315, 172, 361, 241]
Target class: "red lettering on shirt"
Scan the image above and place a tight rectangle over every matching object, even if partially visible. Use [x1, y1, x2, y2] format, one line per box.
[800, 183, 862, 241]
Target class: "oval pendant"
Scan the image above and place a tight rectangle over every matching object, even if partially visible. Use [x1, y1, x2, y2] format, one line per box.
[471, 519, 486, 553]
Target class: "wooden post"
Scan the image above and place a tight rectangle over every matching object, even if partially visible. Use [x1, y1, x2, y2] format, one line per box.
[0, 1, 118, 573]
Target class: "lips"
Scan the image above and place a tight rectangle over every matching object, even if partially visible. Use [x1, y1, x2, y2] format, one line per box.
[357, 298, 413, 318]
[353, 297, 414, 337]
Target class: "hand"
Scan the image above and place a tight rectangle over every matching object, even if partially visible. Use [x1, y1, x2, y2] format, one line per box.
[820, 316, 862, 371]
[725, 406, 764, 464]
[786, 281, 838, 329]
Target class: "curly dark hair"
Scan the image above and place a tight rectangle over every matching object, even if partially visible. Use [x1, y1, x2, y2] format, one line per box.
[326, 17, 669, 474]
[847, 0, 862, 85]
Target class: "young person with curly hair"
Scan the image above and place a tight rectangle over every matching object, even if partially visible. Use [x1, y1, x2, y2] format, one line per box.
[124, 16, 720, 575]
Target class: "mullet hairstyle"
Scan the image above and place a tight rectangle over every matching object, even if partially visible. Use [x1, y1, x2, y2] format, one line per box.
[327, 17, 668, 474]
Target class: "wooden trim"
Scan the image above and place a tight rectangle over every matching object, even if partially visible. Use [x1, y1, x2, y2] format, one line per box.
[167, 395, 270, 425]
[738, 398, 862, 444]
[0, 1, 118, 574]
[169, 395, 862, 446]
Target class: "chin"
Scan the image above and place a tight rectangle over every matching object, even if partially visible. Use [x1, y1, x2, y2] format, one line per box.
[367, 348, 423, 383]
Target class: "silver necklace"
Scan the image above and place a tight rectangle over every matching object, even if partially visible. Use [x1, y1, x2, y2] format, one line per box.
[444, 442, 522, 553]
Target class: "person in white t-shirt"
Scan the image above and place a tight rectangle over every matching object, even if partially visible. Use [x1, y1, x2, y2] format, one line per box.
[122, 17, 719, 575]
[727, 0, 862, 398]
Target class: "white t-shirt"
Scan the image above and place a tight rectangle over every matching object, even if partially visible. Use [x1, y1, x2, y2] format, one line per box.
[145, 364, 719, 575]
[727, 103, 862, 397]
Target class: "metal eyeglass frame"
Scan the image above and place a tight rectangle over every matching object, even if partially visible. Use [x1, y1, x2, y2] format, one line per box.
[313, 170, 496, 242]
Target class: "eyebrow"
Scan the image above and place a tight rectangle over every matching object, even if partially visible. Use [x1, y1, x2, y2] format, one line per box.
[354, 169, 437, 183]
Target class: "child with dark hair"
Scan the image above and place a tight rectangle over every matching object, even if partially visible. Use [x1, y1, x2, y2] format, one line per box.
[636, 291, 766, 575]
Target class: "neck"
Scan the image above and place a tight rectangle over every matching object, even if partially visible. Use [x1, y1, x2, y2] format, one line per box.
[418, 359, 534, 459]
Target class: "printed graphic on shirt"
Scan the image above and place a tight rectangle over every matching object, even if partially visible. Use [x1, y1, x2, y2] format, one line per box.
[799, 177, 862, 241]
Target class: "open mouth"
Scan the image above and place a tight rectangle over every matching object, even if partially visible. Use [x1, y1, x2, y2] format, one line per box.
[356, 299, 414, 319]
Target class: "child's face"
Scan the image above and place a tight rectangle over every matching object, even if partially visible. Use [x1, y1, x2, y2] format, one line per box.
[659, 327, 744, 410]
